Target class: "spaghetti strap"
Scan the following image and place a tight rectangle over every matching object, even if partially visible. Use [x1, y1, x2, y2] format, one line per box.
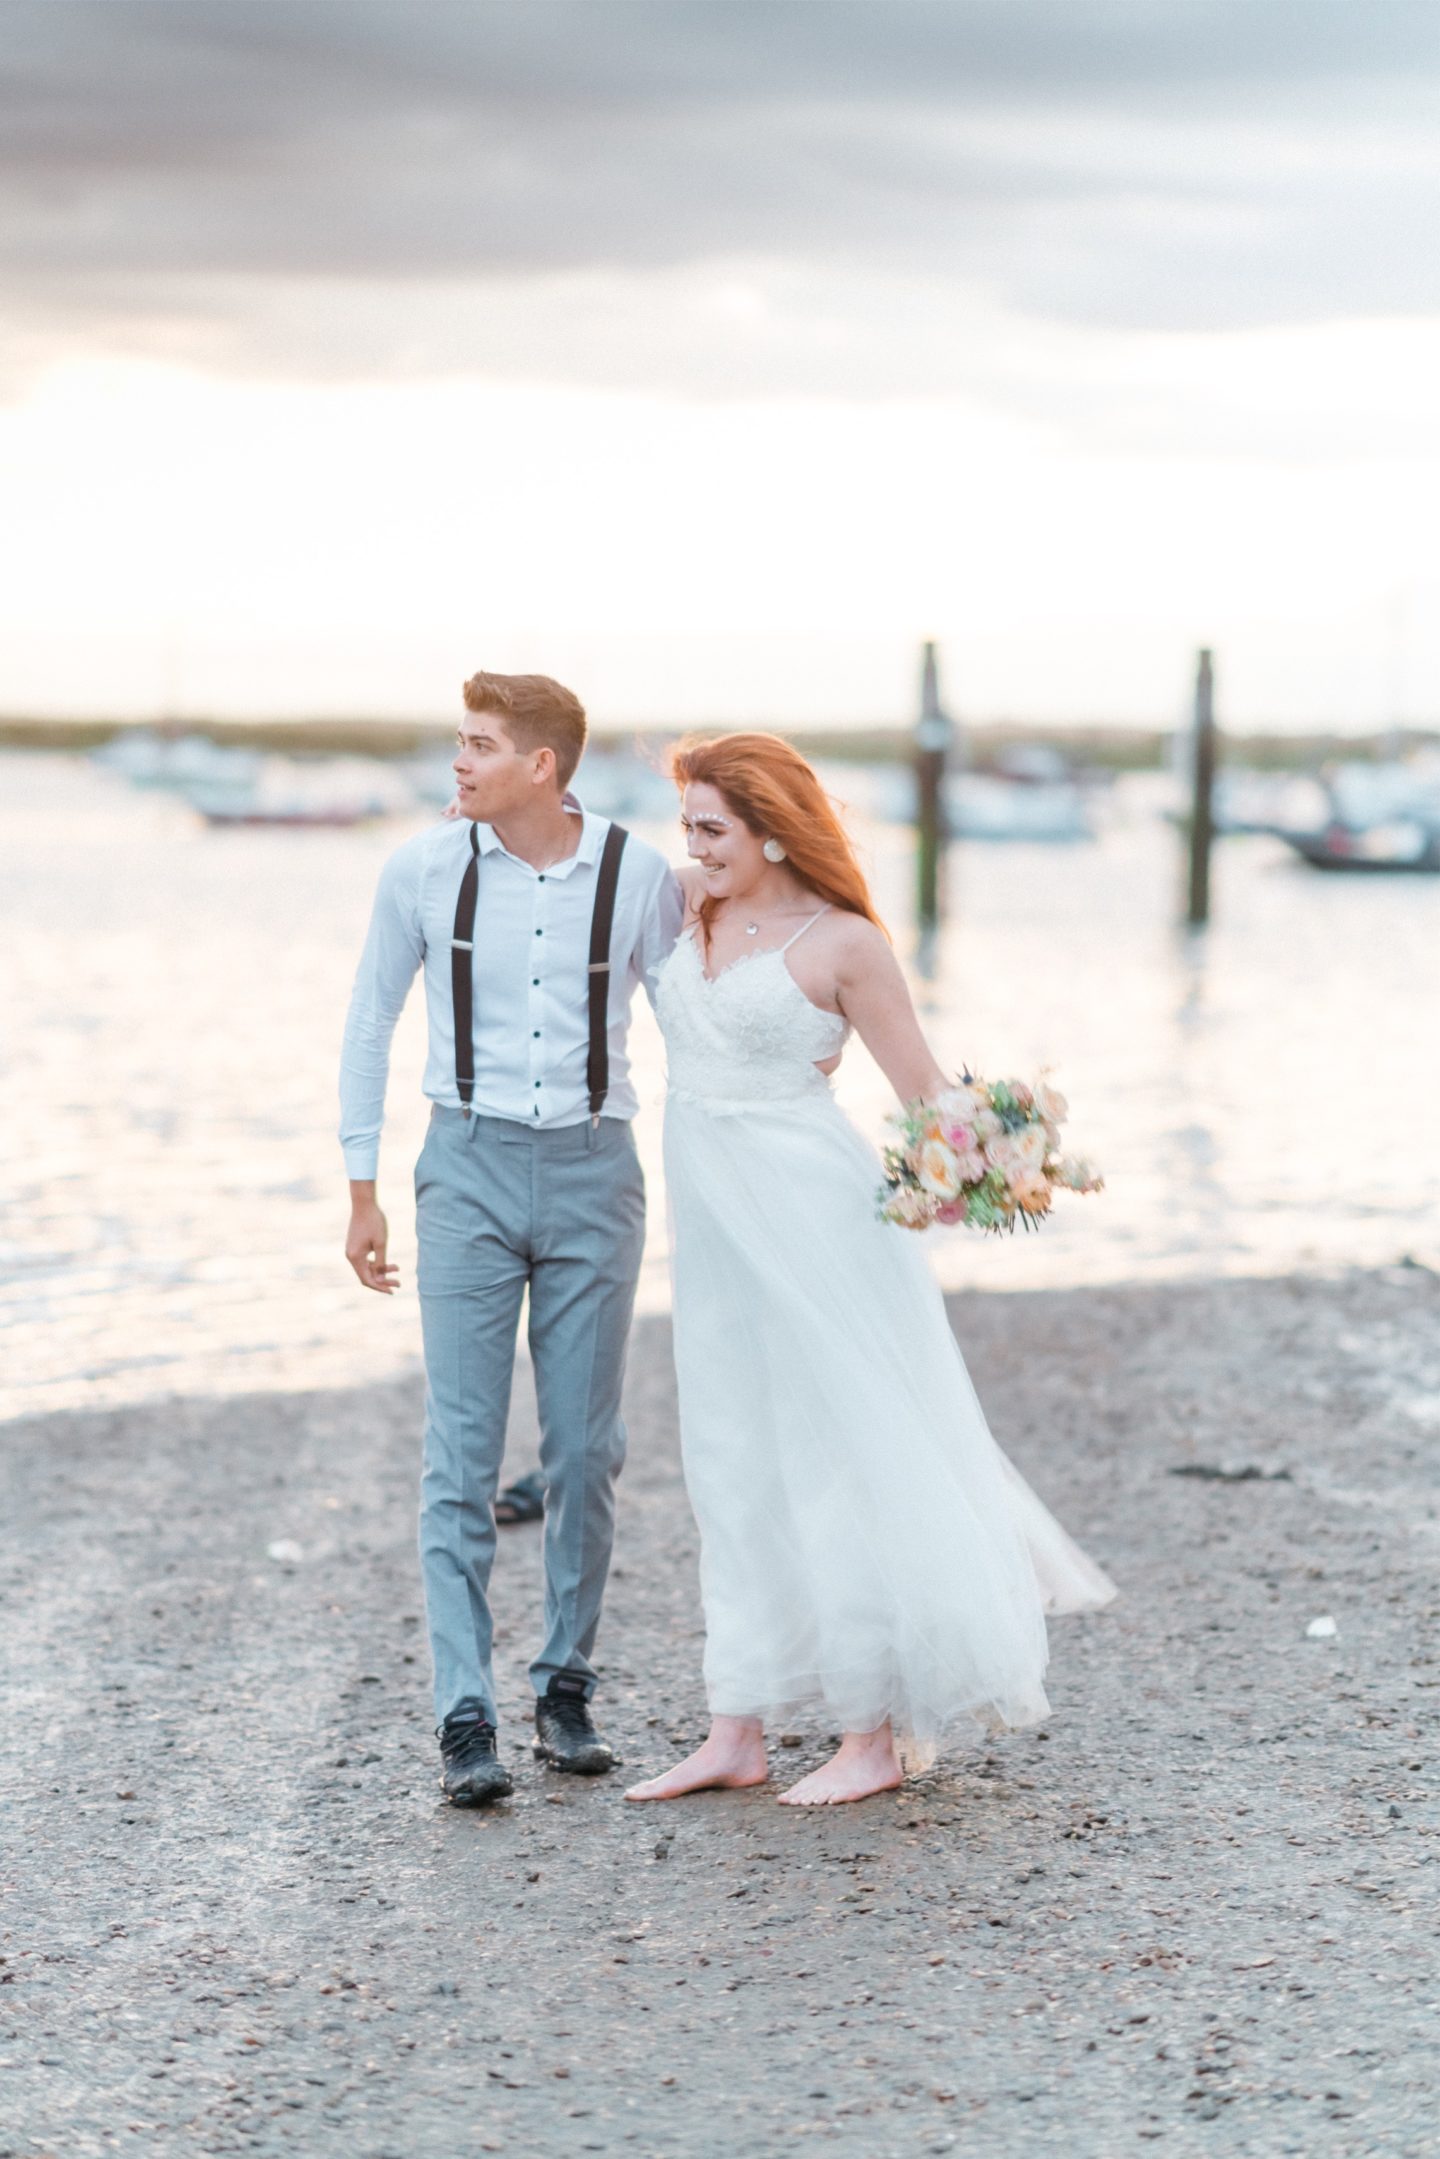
[780, 905, 832, 953]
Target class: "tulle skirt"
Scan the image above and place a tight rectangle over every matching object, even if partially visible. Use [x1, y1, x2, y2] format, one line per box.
[664, 1084, 1116, 1760]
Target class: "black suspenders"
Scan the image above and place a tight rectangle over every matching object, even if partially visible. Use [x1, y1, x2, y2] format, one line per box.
[586, 821, 628, 1122]
[451, 822, 482, 1112]
[451, 820, 630, 1123]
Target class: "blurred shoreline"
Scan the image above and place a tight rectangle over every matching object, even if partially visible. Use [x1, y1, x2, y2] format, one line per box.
[5, 712, 1438, 772]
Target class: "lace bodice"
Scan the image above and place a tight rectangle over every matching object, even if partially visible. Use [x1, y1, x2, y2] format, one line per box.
[656, 923, 850, 1105]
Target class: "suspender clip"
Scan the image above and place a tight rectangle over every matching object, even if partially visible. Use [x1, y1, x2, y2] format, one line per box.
[587, 960, 610, 973]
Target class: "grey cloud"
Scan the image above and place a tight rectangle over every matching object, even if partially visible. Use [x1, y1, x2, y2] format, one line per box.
[1, 0, 1438, 388]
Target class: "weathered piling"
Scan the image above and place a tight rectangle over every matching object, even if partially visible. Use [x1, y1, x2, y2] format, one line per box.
[915, 640, 954, 943]
[1187, 646, 1217, 927]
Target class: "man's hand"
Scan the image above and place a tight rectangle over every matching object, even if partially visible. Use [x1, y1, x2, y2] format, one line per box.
[346, 1185, 399, 1294]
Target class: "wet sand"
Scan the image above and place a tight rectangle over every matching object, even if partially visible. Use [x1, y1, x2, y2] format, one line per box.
[3, 1268, 1438, 2156]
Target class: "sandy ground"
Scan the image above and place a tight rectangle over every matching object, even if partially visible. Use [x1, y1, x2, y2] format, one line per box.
[3, 1266, 1438, 2158]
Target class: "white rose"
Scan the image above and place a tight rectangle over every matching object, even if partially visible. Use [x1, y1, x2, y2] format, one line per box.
[1034, 1081, 1068, 1125]
[1011, 1125, 1048, 1170]
[985, 1133, 1021, 1174]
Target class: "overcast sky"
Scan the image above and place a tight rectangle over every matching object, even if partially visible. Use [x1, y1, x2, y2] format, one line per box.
[2, 1, 1438, 727]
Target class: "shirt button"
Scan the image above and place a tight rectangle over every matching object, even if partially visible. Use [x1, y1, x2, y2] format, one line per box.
[532, 977, 539, 986]
[534, 1080, 541, 1088]
[535, 928, 543, 936]
[533, 1030, 540, 1038]
[538, 875, 546, 883]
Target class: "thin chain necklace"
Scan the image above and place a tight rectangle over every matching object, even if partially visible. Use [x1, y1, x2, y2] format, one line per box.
[717, 895, 788, 937]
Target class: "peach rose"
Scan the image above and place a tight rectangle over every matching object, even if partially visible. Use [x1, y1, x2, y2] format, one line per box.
[885, 1184, 936, 1229]
[917, 1139, 964, 1201]
[1011, 1169, 1053, 1214]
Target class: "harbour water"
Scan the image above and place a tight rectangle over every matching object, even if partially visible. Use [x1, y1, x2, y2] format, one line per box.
[3, 749, 1437, 1420]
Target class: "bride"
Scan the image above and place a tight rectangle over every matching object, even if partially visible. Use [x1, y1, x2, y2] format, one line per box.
[626, 732, 1116, 1808]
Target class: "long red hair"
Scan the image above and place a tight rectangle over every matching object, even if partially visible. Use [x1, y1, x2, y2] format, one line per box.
[667, 732, 888, 946]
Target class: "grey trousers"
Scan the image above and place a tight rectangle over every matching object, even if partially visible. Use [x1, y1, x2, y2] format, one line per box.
[414, 1107, 646, 1729]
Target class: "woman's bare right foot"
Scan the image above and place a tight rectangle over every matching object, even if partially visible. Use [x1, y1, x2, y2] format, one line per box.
[624, 1717, 768, 1801]
[776, 1722, 903, 1806]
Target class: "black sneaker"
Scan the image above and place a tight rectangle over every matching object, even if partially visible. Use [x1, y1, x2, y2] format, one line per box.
[438, 1714, 514, 1806]
[533, 1673, 616, 1776]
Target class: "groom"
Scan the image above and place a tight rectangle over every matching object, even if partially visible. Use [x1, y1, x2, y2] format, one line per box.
[340, 672, 682, 1804]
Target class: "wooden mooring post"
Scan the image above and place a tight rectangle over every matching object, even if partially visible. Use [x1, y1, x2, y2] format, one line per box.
[915, 640, 954, 945]
[1187, 647, 1217, 927]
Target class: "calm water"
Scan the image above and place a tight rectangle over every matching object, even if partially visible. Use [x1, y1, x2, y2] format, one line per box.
[3, 750, 1438, 1420]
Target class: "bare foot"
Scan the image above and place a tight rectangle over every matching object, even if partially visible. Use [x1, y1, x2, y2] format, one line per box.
[776, 1724, 903, 1807]
[624, 1716, 769, 1802]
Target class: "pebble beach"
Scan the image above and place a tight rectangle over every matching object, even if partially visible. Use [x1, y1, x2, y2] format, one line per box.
[4, 1266, 1438, 2156]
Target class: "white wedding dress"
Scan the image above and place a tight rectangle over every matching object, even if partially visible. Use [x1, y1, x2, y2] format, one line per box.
[655, 912, 1116, 1761]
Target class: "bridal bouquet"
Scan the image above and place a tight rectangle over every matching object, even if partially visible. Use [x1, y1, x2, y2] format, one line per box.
[877, 1072, 1103, 1233]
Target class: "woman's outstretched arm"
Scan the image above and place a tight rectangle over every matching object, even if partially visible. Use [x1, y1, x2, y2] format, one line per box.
[832, 916, 950, 1105]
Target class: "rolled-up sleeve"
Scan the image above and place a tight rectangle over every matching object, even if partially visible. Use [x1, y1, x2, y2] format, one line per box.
[339, 840, 425, 1179]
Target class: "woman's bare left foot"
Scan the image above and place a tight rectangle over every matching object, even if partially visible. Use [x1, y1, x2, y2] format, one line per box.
[776, 1726, 903, 1807]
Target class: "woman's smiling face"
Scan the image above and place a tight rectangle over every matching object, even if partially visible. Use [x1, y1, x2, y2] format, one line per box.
[680, 781, 766, 900]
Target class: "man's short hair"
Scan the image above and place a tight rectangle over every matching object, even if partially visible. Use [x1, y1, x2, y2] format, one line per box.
[461, 671, 587, 790]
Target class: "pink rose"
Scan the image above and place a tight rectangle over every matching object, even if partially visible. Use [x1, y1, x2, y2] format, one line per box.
[935, 1196, 968, 1225]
